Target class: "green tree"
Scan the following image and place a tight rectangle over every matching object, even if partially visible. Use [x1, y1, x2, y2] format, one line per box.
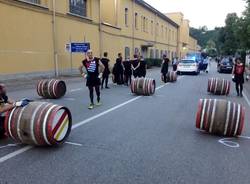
[221, 13, 239, 55]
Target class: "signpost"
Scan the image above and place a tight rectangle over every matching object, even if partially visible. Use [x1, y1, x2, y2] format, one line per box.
[65, 42, 90, 53]
[66, 41, 90, 74]
[70, 42, 90, 53]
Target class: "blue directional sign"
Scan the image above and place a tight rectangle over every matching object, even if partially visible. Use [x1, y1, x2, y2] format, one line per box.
[70, 42, 90, 53]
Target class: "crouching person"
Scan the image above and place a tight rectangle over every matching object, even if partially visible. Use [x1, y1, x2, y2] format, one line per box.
[0, 84, 29, 138]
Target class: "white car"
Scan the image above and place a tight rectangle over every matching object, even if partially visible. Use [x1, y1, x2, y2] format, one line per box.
[177, 59, 200, 75]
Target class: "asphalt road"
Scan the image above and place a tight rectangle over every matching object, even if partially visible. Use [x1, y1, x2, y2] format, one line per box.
[0, 62, 250, 184]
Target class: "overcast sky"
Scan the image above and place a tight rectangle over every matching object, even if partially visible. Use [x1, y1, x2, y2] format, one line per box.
[144, 0, 247, 30]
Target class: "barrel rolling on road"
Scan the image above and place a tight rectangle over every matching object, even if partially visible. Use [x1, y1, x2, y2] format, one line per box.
[37, 79, 66, 99]
[131, 78, 156, 96]
[166, 71, 177, 82]
[4, 102, 72, 146]
[196, 99, 245, 137]
[207, 78, 230, 95]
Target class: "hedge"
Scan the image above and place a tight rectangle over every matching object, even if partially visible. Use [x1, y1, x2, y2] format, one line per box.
[144, 58, 162, 68]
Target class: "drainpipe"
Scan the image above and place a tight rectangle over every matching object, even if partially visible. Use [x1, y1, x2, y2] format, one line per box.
[132, 0, 135, 55]
[99, 1, 102, 58]
[52, 0, 59, 76]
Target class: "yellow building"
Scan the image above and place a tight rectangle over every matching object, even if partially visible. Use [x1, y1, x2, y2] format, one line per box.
[100, 0, 179, 63]
[0, 0, 181, 78]
[0, 0, 101, 78]
[165, 12, 199, 59]
[188, 36, 198, 53]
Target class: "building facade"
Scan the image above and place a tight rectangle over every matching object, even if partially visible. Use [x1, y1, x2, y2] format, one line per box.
[188, 36, 198, 53]
[165, 12, 199, 59]
[100, 0, 178, 63]
[0, 0, 101, 78]
[0, 0, 195, 78]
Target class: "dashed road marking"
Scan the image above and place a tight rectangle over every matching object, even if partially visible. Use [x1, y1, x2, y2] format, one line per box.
[70, 88, 82, 92]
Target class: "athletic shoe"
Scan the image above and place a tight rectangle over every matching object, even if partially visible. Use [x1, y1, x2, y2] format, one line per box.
[88, 103, 94, 109]
[96, 101, 102, 106]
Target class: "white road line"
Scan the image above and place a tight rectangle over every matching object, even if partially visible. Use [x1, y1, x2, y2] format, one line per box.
[70, 88, 82, 92]
[72, 96, 142, 129]
[0, 144, 20, 149]
[0, 76, 184, 163]
[0, 146, 33, 163]
[64, 98, 76, 101]
[243, 92, 250, 107]
[65, 142, 83, 146]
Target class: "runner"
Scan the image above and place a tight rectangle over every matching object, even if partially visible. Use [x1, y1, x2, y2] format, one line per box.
[79, 50, 105, 109]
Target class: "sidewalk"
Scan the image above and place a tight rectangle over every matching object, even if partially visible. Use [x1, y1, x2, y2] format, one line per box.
[244, 79, 250, 98]
[0, 74, 83, 92]
[1, 67, 161, 92]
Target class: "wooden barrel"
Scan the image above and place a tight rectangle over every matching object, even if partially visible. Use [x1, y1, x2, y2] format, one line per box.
[37, 79, 66, 99]
[196, 99, 245, 136]
[207, 78, 230, 95]
[131, 78, 155, 96]
[4, 102, 72, 146]
[166, 71, 177, 82]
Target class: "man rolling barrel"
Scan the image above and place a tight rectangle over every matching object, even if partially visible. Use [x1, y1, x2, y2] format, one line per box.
[0, 84, 29, 138]
[79, 50, 105, 109]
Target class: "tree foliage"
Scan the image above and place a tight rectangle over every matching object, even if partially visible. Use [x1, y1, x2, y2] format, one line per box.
[190, 0, 250, 58]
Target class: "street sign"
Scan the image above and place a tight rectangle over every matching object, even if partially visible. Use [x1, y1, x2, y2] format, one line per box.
[70, 42, 90, 53]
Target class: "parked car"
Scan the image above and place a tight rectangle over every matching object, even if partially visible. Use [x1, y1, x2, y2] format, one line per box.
[177, 59, 200, 75]
[217, 58, 233, 73]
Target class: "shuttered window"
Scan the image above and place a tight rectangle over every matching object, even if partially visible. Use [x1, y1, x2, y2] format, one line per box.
[69, 0, 87, 17]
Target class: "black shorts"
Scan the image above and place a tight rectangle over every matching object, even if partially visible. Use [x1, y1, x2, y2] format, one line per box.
[86, 76, 101, 87]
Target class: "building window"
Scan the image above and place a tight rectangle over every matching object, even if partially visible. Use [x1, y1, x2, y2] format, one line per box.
[161, 50, 163, 58]
[165, 50, 168, 57]
[161, 25, 164, 37]
[172, 30, 174, 42]
[24, 0, 40, 4]
[143, 17, 146, 32]
[135, 13, 138, 29]
[69, 0, 87, 17]
[135, 48, 139, 55]
[125, 8, 128, 26]
[150, 49, 154, 58]
[125, 47, 130, 59]
[156, 23, 159, 36]
[165, 27, 168, 40]
[155, 49, 159, 59]
[168, 29, 171, 42]
[151, 20, 154, 35]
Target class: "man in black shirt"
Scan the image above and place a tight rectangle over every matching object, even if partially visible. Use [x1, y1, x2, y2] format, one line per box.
[123, 58, 132, 86]
[113, 53, 124, 85]
[100, 52, 111, 89]
[132, 54, 140, 78]
[138, 55, 147, 77]
[161, 55, 169, 83]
